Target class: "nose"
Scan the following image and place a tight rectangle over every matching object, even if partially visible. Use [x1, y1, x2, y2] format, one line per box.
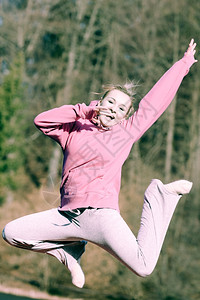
[110, 106, 116, 114]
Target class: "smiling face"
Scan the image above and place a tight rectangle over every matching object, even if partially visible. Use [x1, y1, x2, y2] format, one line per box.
[98, 89, 132, 127]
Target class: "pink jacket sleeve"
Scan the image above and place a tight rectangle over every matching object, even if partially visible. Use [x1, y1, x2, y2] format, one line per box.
[34, 103, 94, 149]
[123, 54, 196, 142]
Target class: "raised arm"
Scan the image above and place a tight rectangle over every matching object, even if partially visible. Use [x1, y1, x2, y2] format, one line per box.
[123, 39, 197, 142]
[34, 103, 95, 149]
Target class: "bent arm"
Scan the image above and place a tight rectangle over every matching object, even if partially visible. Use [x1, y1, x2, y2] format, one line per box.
[34, 103, 95, 149]
[123, 53, 196, 142]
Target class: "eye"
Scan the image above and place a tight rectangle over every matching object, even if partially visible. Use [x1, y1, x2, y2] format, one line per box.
[108, 100, 113, 104]
[119, 107, 125, 111]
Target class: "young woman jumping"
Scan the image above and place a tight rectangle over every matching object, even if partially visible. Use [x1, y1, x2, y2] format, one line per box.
[2, 39, 197, 288]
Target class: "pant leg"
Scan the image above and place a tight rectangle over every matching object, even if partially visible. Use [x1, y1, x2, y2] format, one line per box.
[2, 208, 87, 265]
[2, 179, 182, 277]
[82, 179, 181, 277]
[136, 179, 181, 274]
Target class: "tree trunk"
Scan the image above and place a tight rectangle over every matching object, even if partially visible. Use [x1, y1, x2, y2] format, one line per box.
[190, 74, 200, 190]
[164, 13, 179, 182]
[47, 145, 62, 189]
[164, 97, 177, 182]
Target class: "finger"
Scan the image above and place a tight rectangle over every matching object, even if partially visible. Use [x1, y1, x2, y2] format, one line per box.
[189, 38, 194, 46]
[94, 106, 105, 110]
[94, 104, 107, 109]
[95, 102, 101, 108]
[99, 105, 109, 109]
[190, 42, 196, 50]
[96, 106, 110, 111]
[192, 43, 197, 50]
[98, 109, 112, 114]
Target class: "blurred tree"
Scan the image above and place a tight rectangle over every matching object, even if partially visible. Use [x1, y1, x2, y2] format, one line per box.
[0, 0, 199, 298]
[0, 52, 25, 203]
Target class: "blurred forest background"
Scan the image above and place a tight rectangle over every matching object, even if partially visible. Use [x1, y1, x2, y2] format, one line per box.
[0, 0, 200, 299]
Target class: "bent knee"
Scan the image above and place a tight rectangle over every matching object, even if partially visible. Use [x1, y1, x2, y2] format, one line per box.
[2, 224, 11, 243]
[2, 226, 6, 241]
[2, 222, 16, 245]
[138, 269, 153, 278]
[134, 265, 154, 278]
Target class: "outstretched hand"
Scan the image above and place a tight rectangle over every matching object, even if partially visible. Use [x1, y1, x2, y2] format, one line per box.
[185, 39, 198, 62]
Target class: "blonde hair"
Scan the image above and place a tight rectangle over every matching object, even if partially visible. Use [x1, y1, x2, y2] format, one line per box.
[100, 81, 136, 118]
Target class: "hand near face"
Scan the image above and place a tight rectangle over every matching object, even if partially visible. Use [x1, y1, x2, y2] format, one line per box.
[94, 104, 111, 116]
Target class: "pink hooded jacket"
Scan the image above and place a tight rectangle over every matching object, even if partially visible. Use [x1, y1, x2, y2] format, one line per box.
[34, 54, 195, 212]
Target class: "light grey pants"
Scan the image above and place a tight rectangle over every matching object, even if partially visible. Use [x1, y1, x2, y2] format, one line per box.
[2, 179, 181, 277]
